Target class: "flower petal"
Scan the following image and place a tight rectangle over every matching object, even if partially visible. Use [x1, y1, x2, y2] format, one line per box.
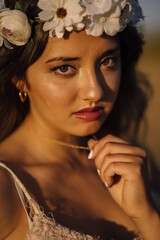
[38, 0, 58, 11]
[74, 22, 85, 31]
[0, 35, 3, 46]
[38, 10, 54, 21]
[64, 17, 72, 27]
[0, 9, 31, 46]
[104, 17, 120, 36]
[65, 25, 73, 32]
[86, 21, 104, 37]
[43, 19, 59, 31]
[3, 38, 13, 49]
[36, 0, 143, 39]
[0, 0, 5, 10]
[82, 0, 112, 15]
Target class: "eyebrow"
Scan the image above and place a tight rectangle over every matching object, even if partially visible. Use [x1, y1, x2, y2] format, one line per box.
[45, 47, 120, 64]
[99, 47, 120, 59]
[45, 57, 80, 64]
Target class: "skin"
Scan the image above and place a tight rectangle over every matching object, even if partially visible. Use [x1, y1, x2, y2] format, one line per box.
[0, 31, 159, 239]
[22, 31, 121, 139]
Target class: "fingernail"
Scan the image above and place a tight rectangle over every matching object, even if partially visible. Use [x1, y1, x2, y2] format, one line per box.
[97, 169, 100, 176]
[88, 150, 93, 159]
[104, 181, 109, 188]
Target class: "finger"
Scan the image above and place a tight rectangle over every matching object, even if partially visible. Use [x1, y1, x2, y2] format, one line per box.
[91, 134, 129, 159]
[102, 161, 143, 187]
[87, 138, 97, 159]
[94, 142, 146, 170]
[101, 154, 144, 173]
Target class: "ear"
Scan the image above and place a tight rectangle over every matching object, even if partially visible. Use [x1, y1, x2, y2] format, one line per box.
[12, 77, 28, 92]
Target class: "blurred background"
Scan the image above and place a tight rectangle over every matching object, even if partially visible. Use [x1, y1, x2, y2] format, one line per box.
[137, 0, 160, 168]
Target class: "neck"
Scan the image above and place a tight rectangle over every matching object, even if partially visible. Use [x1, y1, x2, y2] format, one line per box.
[18, 116, 91, 164]
[50, 137, 90, 150]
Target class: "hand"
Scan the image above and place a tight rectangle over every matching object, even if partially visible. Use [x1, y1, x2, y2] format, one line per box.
[88, 134, 151, 220]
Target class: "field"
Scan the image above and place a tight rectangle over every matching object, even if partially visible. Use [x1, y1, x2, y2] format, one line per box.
[138, 32, 160, 167]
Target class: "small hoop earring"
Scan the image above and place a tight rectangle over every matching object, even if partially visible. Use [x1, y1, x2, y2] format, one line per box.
[19, 91, 28, 102]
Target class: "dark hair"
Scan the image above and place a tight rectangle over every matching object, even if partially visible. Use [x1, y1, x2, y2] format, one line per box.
[100, 25, 152, 143]
[0, 0, 48, 141]
[0, 0, 151, 142]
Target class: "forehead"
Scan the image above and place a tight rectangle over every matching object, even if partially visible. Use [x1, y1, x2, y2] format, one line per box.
[40, 31, 120, 61]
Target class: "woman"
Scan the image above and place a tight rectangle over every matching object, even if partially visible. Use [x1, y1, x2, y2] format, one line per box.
[0, 0, 159, 239]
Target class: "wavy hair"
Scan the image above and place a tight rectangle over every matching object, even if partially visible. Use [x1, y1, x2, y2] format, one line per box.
[0, 0, 151, 142]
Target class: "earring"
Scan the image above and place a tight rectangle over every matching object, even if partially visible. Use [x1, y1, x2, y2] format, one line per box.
[19, 91, 28, 102]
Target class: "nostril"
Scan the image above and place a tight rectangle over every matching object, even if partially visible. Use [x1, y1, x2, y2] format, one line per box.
[79, 82, 104, 101]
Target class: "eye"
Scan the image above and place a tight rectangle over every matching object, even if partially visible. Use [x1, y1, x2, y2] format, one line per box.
[100, 56, 120, 69]
[50, 64, 77, 77]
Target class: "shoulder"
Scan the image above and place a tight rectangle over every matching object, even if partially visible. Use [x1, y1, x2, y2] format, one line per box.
[0, 163, 24, 239]
[0, 162, 23, 205]
[0, 163, 16, 207]
[0, 163, 14, 193]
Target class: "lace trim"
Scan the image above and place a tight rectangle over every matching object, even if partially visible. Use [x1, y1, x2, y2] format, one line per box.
[0, 162, 143, 240]
[0, 162, 98, 239]
[25, 212, 99, 239]
[0, 162, 40, 214]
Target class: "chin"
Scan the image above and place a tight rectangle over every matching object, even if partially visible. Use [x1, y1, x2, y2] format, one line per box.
[75, 123, 103, 137]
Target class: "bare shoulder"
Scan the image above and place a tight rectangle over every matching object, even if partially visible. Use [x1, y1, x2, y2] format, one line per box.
[0, 165, 24, 239]
[0, 135, 13, 157]
[0, 164, 18, 196]
[0, 134, 21, 162]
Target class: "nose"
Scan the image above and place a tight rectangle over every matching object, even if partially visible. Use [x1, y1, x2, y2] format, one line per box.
[78, 67, 104, 102]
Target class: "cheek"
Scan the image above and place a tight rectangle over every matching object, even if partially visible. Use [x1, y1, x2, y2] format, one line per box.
[28, 75, 76, 108]
[103, 71, 121, 101]
[108, 69, 121, 89]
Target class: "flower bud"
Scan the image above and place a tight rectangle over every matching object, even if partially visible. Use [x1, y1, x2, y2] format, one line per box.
[0, 9, 31, 46]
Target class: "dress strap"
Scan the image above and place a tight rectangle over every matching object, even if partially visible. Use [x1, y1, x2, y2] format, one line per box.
[0, 162, 41, 216]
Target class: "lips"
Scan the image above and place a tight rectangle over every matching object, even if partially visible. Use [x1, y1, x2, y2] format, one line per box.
[73, 106, 104, 121]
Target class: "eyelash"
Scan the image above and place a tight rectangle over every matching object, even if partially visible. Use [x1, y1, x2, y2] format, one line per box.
[100, 56, 119, 69]
[50, 64, 77, 77]
[49, 56, 119, 77]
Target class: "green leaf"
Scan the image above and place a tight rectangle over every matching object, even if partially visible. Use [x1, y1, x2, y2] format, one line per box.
[29, 19, 34, 25]
[15, 1, 22, 10]
[30, 38, 34, 44]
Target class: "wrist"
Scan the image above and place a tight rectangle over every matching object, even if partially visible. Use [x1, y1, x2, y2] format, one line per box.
[133, 209, 160, 240]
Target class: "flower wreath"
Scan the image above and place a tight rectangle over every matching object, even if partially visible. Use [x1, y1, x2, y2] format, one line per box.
[0, 0, 143, 49]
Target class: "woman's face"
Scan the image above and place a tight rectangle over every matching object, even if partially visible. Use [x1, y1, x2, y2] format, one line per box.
[25, 31, 121, 137]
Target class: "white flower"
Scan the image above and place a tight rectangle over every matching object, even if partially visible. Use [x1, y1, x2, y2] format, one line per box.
[81, 0, 112, 15]
[84, 0, 133, 36]
[37, 0, 143, 39]
[0, 9, 31, 48]
[38, 0, 85, 38]
[0, 0, 5, 10]
[84, 6, 120, 36]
